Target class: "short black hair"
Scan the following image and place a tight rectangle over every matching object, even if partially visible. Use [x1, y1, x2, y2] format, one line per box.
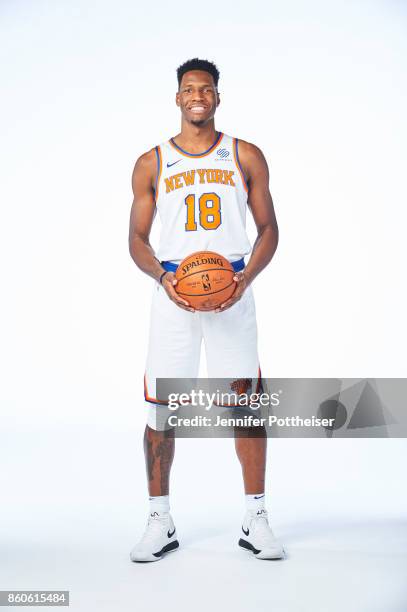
[177, 58, 220, 89]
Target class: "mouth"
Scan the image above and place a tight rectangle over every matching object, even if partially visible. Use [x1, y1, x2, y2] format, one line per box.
[188, 105, 207, 114]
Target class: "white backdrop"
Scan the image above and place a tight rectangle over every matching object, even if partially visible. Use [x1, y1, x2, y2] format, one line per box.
[1, 1, 406, 611]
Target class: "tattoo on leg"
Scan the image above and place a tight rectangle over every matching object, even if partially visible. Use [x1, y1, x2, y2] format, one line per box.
[144, 429, 155, 483]
[144, 426, 174, 495]
[155, 433, 174, 495]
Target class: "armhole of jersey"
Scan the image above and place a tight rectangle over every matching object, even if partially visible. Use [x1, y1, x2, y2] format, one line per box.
[154, 145, 162, 201]
[233, 138, 249, 193]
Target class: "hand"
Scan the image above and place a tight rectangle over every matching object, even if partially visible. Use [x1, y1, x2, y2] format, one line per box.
[215, 271, 249, 313]
[161, 272, 195, 313]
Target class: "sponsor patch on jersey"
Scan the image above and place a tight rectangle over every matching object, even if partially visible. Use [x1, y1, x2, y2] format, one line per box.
[215, 148, 232, 162]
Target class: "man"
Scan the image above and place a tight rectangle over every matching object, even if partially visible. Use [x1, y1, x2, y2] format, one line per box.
[128, 58, 283, 561]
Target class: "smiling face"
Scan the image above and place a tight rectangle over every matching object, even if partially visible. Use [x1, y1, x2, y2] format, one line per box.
[176, 70, 220, 126]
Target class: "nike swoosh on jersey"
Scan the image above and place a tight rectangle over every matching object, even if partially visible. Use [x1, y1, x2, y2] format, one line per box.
[242, 526, 249, 536]
[167, 160, 181, 168]
[167, 528, 176, 538]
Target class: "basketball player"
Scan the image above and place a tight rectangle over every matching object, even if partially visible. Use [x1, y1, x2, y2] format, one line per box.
[128, 59, 283, 561]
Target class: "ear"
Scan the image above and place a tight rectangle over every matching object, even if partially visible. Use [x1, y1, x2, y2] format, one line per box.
[216, 92, 221, 107]
[175, 92, 180, 107]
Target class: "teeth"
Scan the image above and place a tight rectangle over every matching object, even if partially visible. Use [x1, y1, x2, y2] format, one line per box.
[190, 106, 205, 112]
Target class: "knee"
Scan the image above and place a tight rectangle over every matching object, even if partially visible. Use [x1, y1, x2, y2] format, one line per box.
[147, 404, 175, 433]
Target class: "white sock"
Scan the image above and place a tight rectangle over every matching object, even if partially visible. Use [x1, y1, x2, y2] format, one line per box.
[149, 495, 170, 516]
[245, 493, 266, 515]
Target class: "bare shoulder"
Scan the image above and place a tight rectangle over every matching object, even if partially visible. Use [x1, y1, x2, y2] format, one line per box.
[236, 139, 268, 180]
[237, 139, 267, 164]
[131, 147, 158, 191]
[132, 147, 157, 175]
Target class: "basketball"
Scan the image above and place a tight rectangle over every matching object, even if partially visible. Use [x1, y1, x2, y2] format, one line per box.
[175, 251, 237, 311]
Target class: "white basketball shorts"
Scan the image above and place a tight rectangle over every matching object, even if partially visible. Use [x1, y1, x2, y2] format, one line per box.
[144, 280, 261, 430]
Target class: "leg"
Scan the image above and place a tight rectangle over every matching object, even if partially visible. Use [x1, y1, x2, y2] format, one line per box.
[234, 425, 267, 494]
[130, 425, 179, 562]
[144, 424, 175, 496]
[235, 424, 284, 559]
[130, 284, 201, 563]
[203, 286, 264, 493]
[202, 288, 284, 559]
[143, 281, 201, 495]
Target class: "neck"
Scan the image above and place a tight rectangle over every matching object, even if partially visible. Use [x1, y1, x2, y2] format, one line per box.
[173, 119, 218, 153]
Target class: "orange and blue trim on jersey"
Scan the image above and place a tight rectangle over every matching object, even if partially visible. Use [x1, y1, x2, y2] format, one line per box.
[144, 374, 195, 407]
[233, 138, 249, 193]
[154, 145, 162, 201]
[169, 132, 223, 158]
[144, 374, 169, 405]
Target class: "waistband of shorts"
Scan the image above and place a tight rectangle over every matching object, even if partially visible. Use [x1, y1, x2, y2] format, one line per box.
[161, 257, 245, 273]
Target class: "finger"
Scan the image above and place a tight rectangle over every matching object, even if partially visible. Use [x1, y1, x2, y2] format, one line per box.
[174, 295, 191, 307]
[171, 292, 194, 310]
[215, 298, 239, 313]
[215, 304, 232, 313]
[220, 288, 244, 307]
[172, 299, 195, 313]
[182, 305, 196, 313]
[177, 297, 191, 307]
[220, 290, 243, 308]
[166, 285, 190, 307]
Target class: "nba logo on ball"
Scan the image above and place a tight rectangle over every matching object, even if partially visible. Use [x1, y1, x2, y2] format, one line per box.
[202, 274, 211, 291]
[175, 251, 237, 311]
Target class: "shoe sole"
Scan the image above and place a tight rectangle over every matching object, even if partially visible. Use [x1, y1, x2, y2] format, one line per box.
[131, 540, 179, 563]
[239, 538, 284, 560]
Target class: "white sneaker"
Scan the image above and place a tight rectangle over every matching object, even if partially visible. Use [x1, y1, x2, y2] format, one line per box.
[239, 510, 284, 560]
[130, 511, 179, 563]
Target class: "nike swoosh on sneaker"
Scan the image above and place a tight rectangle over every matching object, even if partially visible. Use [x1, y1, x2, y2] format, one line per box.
[167, 528, 176, 538]
[254, 495, 265, 499]
[242, 526, 249, 536]
[167, 160, 181, 168]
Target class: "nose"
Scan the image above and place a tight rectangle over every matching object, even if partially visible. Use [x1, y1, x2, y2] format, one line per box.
[191, 89, 204, 102]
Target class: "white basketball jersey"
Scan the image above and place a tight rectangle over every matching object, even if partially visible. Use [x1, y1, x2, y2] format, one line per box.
[154, 132, 252, 264]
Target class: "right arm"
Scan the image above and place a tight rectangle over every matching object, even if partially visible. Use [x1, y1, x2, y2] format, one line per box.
[128, 149, 194, 312]
[128, 149, 165, 282]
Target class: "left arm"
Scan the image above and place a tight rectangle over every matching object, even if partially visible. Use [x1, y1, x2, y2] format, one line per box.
[215, 141, 278, 312]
